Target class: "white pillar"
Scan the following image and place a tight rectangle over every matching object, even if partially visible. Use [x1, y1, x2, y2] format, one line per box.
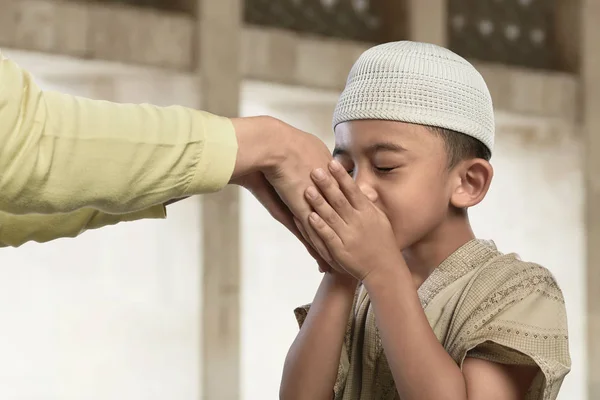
[196, 1, 243, 399]
[582, 0, 600, 398]
[406, 0, 447, 46]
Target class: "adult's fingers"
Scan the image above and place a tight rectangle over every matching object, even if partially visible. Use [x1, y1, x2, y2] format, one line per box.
[242, 172, 333, 267]
[294, 217, 331, 273]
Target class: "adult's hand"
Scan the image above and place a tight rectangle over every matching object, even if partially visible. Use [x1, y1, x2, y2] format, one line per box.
[230, 116, 335, 269]
[232, 171, 330, 272]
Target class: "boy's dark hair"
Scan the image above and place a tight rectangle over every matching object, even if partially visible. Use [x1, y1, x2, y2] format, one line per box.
[428, 126, 492, 168]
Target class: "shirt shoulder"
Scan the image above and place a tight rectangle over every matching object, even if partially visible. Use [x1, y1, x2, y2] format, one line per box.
[474, 253, 565, 303]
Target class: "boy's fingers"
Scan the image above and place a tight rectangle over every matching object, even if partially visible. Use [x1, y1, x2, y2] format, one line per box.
[310, 168, 354, 221]
[303, 219, 335, 265]
[328, 160, 368, 210]
[305, 186, 346, 235]
[308, 212, 343, 249]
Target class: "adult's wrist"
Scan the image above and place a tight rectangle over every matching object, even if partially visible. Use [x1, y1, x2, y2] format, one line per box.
[230, 116, 289, 179]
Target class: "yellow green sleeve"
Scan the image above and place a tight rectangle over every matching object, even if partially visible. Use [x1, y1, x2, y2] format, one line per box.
[0, 52, 238, 216]
[0, 205, 166, 248]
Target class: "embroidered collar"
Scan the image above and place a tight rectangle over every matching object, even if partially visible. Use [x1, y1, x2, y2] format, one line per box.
[417, 239, 501, 308]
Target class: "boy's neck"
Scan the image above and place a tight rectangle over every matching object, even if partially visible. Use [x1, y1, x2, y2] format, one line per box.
[402, 214, 476, 288]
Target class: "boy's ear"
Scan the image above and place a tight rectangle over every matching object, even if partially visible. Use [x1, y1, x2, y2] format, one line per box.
[450, 159, 493, 208]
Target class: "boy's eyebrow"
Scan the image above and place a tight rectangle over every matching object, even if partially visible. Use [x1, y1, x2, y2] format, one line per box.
[333, 142, 407, 157]
[366, 142, 407, 154]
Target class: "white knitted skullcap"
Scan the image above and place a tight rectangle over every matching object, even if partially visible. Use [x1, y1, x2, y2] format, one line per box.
[333, 41, 495, 152]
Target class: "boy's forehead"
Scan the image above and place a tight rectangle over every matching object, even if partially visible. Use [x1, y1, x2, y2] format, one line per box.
[333, 120, 437, 152]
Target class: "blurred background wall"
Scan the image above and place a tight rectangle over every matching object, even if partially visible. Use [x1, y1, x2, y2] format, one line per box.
[0, 0, 595, 399]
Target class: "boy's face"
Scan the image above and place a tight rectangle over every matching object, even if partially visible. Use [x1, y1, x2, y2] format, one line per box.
[333, 120, 455, 250]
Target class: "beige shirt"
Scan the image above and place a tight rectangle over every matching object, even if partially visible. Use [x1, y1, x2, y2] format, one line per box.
[295, 240, 571, 399]
[0, 51, 238, 247]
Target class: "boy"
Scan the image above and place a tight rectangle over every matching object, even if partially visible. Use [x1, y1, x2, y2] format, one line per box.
[279, 41, 570, 400]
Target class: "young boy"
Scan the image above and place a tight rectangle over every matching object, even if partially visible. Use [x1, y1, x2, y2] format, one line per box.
[279, 41, 570, 400]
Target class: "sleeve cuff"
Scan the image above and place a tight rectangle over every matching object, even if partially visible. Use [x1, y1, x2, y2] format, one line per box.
[293, 304, 312, 329]
[185, 112, 238, 195]
[88, 204, 167, 226]
[0, 205, 167, 248]
[118, 204, 166, 221]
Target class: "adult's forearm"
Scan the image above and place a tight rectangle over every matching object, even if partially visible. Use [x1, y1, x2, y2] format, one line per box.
[280, 273, 356, 400]
[364, 267, 468, 400]
[0, 54, 238, 215]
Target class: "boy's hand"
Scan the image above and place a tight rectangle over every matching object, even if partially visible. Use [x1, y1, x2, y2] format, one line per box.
[304, 160, 404, 281]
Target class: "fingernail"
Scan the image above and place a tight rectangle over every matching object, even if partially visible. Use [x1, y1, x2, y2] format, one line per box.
[309, 212, 320, 222]
[306, 186, 319, 200]
[313, 168, 326, 180]
[329, 160, 342, 171]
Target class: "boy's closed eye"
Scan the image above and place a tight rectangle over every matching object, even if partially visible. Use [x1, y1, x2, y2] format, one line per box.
[333, 142, 407, 178]
[343, 165, 401, 176]
[374, 166, 398, 174]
